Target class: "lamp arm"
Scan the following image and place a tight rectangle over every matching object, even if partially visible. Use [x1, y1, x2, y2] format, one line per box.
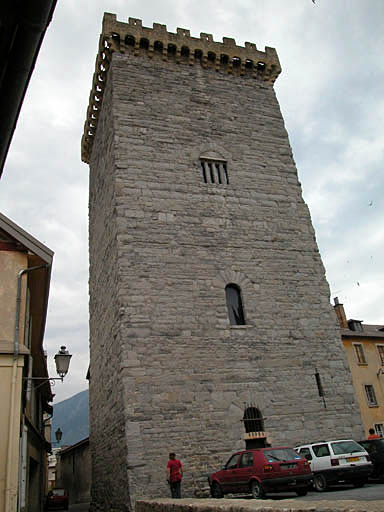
[23, 376, 64, 391]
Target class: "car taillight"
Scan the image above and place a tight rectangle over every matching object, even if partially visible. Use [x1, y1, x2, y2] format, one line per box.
[331, 458, 340, 466]
[303, 460, 310, 468]
[263, 464, 273, 472]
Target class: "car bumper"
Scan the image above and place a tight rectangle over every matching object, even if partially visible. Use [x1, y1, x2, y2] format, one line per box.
[318, 464, 373, 484]
[262, 473, 313, 491]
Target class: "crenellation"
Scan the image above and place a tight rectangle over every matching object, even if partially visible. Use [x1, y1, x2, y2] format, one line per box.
[81, 13, 281, 164]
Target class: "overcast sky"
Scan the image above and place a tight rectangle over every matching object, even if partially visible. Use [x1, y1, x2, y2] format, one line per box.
[1, 0, 383, 403]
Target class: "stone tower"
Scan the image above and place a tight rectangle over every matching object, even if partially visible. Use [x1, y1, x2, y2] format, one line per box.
[82, 13, 362, 511]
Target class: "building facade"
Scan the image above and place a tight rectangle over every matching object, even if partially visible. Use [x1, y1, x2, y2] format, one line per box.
[334, 298, 384, 437]
[83, 14, 363, 511]
[58, 438, 91, 505]
[0, 212, 54, 512]
[0, 0, 57, 177]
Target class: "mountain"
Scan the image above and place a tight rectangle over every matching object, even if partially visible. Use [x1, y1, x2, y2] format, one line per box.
[51, 389, 89, 447]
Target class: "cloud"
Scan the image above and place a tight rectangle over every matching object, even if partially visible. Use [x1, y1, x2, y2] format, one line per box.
[1, 0, 383, 402]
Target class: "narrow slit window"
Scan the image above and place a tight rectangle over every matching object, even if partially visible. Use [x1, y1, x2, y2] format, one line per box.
[209, 163, 214, 183]
[216, 163, 222, 184]
[200, 161, 207, 183]
[223, 162, 229, 184]
[225, 284, 245, 325]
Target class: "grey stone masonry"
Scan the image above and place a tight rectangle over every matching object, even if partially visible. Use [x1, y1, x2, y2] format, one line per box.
[85, 13, 363, 512]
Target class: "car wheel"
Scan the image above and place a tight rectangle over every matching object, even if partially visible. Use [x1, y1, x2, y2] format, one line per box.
[210, 482, 223, 499]
[296, 488, 308, 496]
[250, 480, 265, 499]
[313, 473, 327, 492]
[353, 480, 365, 488]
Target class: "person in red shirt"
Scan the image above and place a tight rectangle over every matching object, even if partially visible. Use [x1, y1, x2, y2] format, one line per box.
[367, 428, 381, 439]
[166, 452, 183, 498]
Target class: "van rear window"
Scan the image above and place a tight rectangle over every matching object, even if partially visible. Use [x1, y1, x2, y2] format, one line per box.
[331, 441, 364, 455]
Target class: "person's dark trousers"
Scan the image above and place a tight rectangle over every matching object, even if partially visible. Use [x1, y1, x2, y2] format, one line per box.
[170, 481, 181, 498]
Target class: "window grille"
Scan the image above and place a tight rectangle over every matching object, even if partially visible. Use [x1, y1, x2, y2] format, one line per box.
[200, 159, 228, 185]
[243, 406, 264, 433]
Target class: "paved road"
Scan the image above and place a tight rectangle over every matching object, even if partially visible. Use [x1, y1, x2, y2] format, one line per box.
[67, 483, 384, 511]
[300, 481, 384, 501]
[231, 481, 384, 502]
[68, 503, 90, 512]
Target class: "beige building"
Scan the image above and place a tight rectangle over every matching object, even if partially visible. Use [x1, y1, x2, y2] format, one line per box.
[334, 298, 384, 438]
[0, 212, 54, 512]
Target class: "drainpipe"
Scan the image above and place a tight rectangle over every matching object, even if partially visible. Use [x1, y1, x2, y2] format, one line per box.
[5, 264, 49, 512]
[18, 353, 33, 512]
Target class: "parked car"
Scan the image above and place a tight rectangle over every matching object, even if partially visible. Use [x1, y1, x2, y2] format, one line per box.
[295, 439, 372, 491]
[208, 447, 312, 498]
[358, 438, 384, 482]
[45, 488, 69, 510]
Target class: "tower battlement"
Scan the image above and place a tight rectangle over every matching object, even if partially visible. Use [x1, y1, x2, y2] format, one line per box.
[81, 13, 281, 164]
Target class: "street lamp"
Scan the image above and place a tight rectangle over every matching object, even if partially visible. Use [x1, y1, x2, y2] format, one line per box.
[55, 428, 63, 444]
[24, 346, 72, 387]
[54, 346, 72, 380]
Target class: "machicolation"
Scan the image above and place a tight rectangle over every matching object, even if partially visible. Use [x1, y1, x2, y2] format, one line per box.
[81, 13, 281, 164]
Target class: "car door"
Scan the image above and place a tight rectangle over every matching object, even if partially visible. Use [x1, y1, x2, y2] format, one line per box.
[236, 451, 255, 492]
[311, 443, 331, 473]
[220, 453, 240, 493]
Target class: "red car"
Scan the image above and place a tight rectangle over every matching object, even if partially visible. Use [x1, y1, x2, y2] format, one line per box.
[45, 488, 69, 510]
[208, 447, 312, 498]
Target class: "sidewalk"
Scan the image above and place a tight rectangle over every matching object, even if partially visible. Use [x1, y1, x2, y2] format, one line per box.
[138, 497, 384, 512]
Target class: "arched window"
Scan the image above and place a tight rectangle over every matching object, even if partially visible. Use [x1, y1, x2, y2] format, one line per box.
[154, 41, 163, 53]
[125, 35, 135, 47]
[167, 44, 177, 57]
[243, 407, 264, 433]
[225, 284, 245, 325]
[194, 49, 203, 62]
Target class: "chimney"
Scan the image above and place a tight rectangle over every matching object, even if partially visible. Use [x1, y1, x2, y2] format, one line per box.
[333, 297, 348, 328]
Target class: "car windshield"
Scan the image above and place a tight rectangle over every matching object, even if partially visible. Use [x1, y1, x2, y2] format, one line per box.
[264, 448, 300, 462]
[331, 441, 364, 455]
[52, 489, 65, 496]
